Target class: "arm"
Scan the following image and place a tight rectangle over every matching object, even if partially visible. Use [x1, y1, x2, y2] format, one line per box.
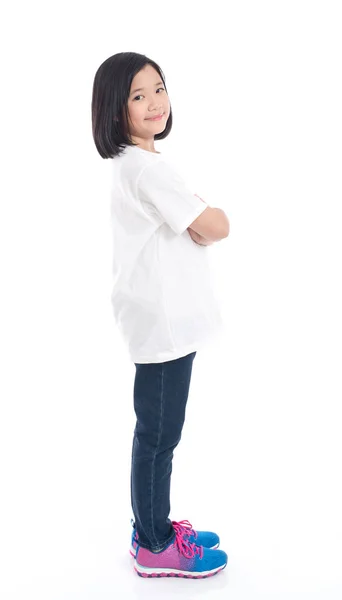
[191, 194, 229, 243]
[189, 194, 214, 245]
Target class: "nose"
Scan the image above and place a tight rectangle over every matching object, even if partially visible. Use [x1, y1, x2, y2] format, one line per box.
[147, 94, 163, 111]
[148, 102, 163, 113]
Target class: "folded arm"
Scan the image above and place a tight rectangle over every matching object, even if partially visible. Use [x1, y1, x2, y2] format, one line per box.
[189, 194, 230, 244]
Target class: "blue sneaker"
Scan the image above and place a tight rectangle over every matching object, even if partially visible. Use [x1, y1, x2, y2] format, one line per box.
[130, 519, 220, 558]
[134, 523, 227, 578]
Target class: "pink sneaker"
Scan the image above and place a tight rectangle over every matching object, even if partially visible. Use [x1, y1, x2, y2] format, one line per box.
[130, 518, 220, 558]
[134, 522, 228, 578]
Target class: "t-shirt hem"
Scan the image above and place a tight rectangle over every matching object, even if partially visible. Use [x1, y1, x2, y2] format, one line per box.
[130, 340, 204, 364]
[129, 325, 224, 364]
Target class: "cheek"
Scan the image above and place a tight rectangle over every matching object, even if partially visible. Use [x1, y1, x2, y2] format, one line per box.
[129, 103, 145, 123]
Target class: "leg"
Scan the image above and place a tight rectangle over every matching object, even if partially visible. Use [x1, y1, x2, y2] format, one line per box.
[130, 351, 197, 552]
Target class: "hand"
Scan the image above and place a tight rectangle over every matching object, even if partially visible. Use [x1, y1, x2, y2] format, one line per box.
[187, 227, 214, 246]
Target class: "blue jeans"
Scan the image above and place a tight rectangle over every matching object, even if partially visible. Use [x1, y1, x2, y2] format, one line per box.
[131, 351, 197, 552]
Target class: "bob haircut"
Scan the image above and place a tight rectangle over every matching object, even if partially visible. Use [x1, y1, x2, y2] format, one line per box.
[91, 52, 173, 159]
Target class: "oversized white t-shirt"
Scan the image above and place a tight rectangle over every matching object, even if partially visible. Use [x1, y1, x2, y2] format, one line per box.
[109, 144, 224, 363]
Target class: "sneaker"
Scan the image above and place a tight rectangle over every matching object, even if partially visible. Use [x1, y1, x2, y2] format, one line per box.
[134, 523, 227, 578]
[130, 518, 220, 558]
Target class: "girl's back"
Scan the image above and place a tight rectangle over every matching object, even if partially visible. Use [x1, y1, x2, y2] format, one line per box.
[109, 144, 223, 364]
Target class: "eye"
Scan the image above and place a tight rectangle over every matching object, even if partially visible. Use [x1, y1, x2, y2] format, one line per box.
[133, 87, 165, 101]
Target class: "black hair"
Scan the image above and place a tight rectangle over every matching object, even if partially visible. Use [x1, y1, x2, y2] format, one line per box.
[91, 52, 173, 159]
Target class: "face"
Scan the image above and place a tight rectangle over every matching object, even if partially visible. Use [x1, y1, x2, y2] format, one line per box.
[125, 64, 170, 147]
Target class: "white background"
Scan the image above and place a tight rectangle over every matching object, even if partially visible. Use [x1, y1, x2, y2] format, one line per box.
[1, 1, 341, 598]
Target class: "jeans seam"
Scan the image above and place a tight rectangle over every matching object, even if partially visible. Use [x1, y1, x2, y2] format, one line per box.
[150, 363, 165, 547]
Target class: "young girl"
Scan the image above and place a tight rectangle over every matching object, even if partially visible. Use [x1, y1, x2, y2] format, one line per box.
[91, 52, 230, 579]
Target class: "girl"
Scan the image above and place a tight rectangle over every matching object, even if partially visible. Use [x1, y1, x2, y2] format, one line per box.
[91, 52, 230, 579]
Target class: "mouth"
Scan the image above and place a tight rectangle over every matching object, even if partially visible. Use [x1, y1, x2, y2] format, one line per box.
[145, 113, 165, 121]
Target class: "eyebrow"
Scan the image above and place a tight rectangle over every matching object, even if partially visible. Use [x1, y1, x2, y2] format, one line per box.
[130, 81, 164, 95]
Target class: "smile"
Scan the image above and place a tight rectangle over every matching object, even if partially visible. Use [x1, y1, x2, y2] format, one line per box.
[146, 113, 165, 121]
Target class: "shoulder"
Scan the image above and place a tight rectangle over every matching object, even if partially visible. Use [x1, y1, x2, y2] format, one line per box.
[137, 157, 186, 189]
[117, 146, 165, 178]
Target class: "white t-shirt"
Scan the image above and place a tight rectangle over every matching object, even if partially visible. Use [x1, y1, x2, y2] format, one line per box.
[109, 144, 224, 363]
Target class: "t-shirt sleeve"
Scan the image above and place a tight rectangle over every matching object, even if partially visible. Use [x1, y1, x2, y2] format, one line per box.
[136, 160, 208, 235]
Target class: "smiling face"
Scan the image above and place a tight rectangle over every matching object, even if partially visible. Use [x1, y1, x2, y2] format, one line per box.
[125, 64, 170, 151]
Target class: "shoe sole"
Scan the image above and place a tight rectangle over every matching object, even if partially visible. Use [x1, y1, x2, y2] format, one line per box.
[134, 561, 227, 578]
[129, 542, 220, 558]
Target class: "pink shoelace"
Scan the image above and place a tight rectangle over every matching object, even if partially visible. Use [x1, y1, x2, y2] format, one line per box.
[172, 520, 203, 559]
